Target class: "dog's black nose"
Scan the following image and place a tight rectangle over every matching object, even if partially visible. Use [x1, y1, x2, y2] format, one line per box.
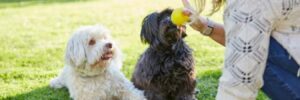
[106, 43, 112, 48]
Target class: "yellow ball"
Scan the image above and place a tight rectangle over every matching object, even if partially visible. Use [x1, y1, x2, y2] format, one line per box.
[171, 8, 190, 26]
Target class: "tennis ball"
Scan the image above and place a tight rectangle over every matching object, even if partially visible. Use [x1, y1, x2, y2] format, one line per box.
[171, 8, 190, 26]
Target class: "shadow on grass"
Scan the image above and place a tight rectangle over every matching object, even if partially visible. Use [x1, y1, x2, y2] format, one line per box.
[0, 0, 91, 9]
[196, 69, 269, 100]
[2, 70, 268, 100]
[196, 69, 222, 99]
[4, 86, 70, 100]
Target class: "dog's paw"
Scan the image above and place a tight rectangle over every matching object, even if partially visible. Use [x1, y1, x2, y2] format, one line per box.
[50, 77, 64, 89]
[194, 88, 200, 95]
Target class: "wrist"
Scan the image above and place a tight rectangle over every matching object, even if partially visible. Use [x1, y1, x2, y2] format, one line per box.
[189, 16, 214, 36]
[200, 18, 214, 36]
[190, 16, 208, 32]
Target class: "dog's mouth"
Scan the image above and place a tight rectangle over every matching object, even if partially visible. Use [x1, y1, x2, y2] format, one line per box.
[161, 18, 187, 40]
[177, 26, 186, 34]
[90, 50, 113, 68]
[100, 51, 113, 60]
[163, 24, 187, 43]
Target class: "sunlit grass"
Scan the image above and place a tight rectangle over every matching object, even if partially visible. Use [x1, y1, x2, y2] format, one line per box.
[0, 0, 268, 99]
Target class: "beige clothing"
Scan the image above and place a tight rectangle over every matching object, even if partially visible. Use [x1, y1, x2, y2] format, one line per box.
[217, 0, 300, 99]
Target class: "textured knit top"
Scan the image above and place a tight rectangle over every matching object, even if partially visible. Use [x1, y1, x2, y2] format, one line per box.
[216, 0, 300, 99]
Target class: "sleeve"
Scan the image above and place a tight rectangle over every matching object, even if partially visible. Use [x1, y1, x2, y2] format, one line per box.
[216, 0, 287, 99]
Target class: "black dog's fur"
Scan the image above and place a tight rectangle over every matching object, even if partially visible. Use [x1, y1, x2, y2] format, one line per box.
[131, 9, 197, 100]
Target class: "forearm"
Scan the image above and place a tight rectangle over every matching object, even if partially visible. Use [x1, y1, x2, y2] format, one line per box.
[208, 22, 225, 46]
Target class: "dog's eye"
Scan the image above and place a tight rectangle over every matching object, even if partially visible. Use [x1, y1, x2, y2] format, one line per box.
[89, 39, 96, 45]
[165, 26, 170, 30]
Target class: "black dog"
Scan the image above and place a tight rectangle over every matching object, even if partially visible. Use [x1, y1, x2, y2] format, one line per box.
[131, 9, 197, 100]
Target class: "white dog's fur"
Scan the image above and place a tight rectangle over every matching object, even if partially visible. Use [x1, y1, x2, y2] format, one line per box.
[50, 25, 145, 100]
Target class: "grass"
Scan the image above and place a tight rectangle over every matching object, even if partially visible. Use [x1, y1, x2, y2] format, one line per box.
[0, 0, 269, 99]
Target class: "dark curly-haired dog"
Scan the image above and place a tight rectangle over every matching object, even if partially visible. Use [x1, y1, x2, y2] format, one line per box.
[131, 8, 197, 100]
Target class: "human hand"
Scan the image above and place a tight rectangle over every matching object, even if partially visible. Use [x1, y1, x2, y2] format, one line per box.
[181, 0, 207, 32]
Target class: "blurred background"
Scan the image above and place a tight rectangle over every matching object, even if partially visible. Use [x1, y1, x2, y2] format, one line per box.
[0, 0, 268, 99]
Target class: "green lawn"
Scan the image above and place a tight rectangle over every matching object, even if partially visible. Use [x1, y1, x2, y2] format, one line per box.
[0, 0, 268, 100]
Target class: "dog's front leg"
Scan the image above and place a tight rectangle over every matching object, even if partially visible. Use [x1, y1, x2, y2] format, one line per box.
[50, 66, 67, 89]
[50, 77, 64, 89]
[118, 85, 146, 100]
[175, 93, 197, 100]
[117, 80, 146, 100]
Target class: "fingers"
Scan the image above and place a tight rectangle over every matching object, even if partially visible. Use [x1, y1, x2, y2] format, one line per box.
[181, 0, 202, 26]
[182, 8, 192, 16]
[181, 0, 197, 13]
[182, 0, 192, 9]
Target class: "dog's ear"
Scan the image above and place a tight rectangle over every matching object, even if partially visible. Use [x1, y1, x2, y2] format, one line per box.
[65, 34, 87, 67]
[140, 12, 160, 44]
[158, 8, 173, 19]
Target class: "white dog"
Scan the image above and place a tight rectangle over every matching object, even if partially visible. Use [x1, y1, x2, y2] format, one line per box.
[50, 25, 146, 100]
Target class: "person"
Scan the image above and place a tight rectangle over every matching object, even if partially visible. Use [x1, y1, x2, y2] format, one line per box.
[181, 0, 300, 99]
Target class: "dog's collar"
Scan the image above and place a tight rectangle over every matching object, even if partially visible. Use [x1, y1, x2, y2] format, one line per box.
[79, 74, 101, 78]
[75, 67, 106, 78]
[77, 71, 105, 78]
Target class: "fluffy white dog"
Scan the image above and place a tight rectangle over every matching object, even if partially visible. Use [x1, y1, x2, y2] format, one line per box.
[50, 25, 146, 100]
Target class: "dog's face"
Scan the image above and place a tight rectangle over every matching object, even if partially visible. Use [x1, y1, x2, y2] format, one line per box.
[65, 25, 121, 76]
[141, 8, 187, 48]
